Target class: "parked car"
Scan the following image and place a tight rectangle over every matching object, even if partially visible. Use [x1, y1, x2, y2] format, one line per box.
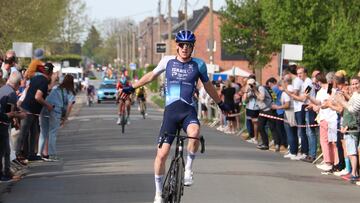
[61, 67, 83, 92]
[97, 83, 117, 103]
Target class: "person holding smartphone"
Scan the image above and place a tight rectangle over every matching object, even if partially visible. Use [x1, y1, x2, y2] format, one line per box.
[0, 71, 24, 181]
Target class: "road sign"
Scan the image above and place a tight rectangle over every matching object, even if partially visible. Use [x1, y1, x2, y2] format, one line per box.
[282, 44, 303, 61]
[156, 43, 166, 53]
[130, 63, 137, 70]
[12, 42, 33, 57]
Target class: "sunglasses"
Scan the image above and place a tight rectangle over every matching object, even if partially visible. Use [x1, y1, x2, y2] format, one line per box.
[178, 43, 194, 49]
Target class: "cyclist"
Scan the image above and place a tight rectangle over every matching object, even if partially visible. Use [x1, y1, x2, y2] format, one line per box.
[87, 84, 95, 104]
[116, 72, 131, 125]
[121, 30, 230, 203]
[136, 85, 147, 114]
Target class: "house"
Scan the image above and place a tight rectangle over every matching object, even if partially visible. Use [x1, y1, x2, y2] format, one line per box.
[138, 15, 178, 68]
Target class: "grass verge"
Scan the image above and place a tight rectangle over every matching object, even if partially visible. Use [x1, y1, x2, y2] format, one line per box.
[151, 95, 165, 109]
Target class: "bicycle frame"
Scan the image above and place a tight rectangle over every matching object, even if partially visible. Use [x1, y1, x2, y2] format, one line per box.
[118, 98, 128, 133]
[159, 129, 205, 203]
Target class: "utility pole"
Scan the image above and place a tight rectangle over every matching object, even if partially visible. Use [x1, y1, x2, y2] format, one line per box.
[132, 29, 136, 64]
[150, 18, 154, 64]
[209, 0, 214, 64]
[167, 0, 172, 55]
[125, 31, 128, 68]
[120, 34, 123, 67]
[184, 0, 188, 30]
[116, 35, 120, 68]
[158, 0, 162, 41]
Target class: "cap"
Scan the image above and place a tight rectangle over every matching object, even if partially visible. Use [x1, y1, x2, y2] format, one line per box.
[34, 48, 44, 60]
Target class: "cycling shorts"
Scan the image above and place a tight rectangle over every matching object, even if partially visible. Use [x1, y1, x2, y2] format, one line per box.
[137, 94, 146, 100]
[158, 100, 200, 145]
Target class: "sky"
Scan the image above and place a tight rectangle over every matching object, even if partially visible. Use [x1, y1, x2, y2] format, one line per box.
[85, 0, 227, 23]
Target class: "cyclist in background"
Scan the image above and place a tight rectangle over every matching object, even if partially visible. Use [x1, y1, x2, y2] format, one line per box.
[121, 30, 230, 203]
[116, 71, 131, 125]
[87, 84, 95, 104]
[136, 85, 147, 114]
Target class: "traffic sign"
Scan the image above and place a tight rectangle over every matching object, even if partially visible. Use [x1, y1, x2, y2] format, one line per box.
[156, 43, 166, 53]
[130, 63, 137, 70]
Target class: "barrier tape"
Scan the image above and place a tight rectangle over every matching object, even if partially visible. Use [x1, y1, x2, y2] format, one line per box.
[259, 113, 319, 128]
[1, 111, 50, 126]
[258, 113, 359, 133]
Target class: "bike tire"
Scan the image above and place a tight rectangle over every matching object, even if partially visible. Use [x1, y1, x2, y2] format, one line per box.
[162, 160, 176, 202]
[121, 114, 126, 133]
[173, 158, 184, 203]
[140, 101, 146, 119]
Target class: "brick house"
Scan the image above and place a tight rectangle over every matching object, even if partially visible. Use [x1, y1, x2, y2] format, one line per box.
[163, 7, 279, 84]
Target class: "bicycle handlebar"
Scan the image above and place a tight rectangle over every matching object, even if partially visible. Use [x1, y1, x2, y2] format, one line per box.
[158, 133, 205, 154]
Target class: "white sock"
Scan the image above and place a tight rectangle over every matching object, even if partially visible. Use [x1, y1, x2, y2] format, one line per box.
[185, 152, 196, 171]
[154, 175, 164, 194]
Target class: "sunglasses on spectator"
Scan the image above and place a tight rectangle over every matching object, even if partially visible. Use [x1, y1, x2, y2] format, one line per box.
[178, 43, 194, 49]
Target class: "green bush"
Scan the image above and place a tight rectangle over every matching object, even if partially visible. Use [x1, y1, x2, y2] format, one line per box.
[146, 64, 159, 92]
[151, 95, 165, 108]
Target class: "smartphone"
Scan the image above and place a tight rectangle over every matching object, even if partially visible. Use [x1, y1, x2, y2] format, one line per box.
[327, 83, 333, 95]
[305, 85, 312, 94]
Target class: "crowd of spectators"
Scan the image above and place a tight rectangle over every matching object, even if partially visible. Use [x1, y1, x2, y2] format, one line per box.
[0, 49, 76, 182]
[200, 65, 360, 186]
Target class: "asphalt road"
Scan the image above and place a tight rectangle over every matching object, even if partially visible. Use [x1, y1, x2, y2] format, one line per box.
[1, 81, 360, 202]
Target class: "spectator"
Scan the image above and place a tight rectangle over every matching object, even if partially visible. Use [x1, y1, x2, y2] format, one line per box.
[199, 84, 209, 121]
[1, 50, 17, 80]
[338, 76, 360, 183]
[0, 71, 24, 181]
[283, 65, 308, 160]
[307, 73, 339, 172]
[335, 76, 360, 183]
[267, 77, 287, 152]
[16, 63, 54, 162]
[277, 78, 299, 159]
[222, 80, 236, 134]
[293, 67, 317, 162]
[252, 77, 278, 150]
[38, 74, 76, 161]
[243, 75, 260, 144]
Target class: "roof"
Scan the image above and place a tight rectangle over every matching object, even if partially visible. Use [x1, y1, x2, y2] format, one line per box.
[162, 7, 210, 39]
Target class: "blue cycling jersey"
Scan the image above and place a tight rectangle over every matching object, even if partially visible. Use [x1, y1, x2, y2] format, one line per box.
[153, 56, 209, 107]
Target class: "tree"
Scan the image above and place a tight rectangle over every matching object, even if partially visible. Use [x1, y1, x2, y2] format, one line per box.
[82, 25, 102, 58]
[321, 0, 360, 75]
[0, 0, 67, 53]
[261, 0, 333, 71]
[57, 0, 88, 53]
[220, 0, 271, 73]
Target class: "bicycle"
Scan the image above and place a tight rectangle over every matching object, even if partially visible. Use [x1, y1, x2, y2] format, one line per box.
[87, 94, 94, 107]
[158, 129, 205, 203]
[138, 98, 146, 119]
[118, 98, 127, 133]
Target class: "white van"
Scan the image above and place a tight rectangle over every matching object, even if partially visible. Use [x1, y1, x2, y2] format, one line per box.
[61, 67, 83, 92]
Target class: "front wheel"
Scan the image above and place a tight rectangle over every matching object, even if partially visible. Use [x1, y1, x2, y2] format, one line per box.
[162, 158, 184, 203]
[121, 114, 126, 133]
[174, 158, 184, 203]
